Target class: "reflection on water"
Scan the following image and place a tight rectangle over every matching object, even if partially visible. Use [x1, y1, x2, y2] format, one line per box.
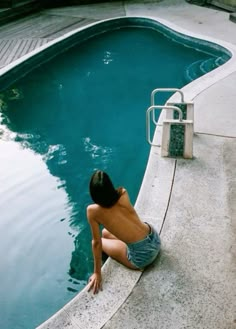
[83, 136, 113, 162]
[0, 140, 83, 329]
[103, 50, 114, 65]
[69, 231, 93, 283]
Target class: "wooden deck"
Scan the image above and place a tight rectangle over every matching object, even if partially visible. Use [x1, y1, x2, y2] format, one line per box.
[0, 12, 97, 68]
[0, 13, 95, 68]
[0, 3, 126, 69]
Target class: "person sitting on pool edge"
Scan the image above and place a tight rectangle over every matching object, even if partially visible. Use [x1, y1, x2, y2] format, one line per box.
[86, 170, 161, 294]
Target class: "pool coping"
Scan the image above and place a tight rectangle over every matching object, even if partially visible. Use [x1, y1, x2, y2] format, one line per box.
[1, 14, 236, 329]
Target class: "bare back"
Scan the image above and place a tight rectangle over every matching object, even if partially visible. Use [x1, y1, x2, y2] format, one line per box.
[87, 189, 149, 244]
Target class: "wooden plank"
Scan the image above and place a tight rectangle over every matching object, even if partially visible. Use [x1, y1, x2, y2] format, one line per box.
[0, 39, 13, 60]
[0, 11, 98, 68]
[0, 13, 85, 39]
[2, 41, 17, 65]
[18, 39, 31, 57]
[0, 38, 52, 67]
[0, 39, 16, 65]
[11, 39, 26, 61]
[1, 40, 15, 63]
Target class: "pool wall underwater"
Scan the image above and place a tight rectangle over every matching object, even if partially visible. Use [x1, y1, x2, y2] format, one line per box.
[1, 16, 236, 329]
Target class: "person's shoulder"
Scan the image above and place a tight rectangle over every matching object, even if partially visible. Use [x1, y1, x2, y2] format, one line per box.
[87, 204, 102, 225]
[87, 204, 100, 217]
[119, 188, 131, 205]
[119, 187, 127, 195]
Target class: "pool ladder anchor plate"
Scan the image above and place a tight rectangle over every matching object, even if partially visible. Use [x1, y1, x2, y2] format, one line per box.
[146, 88, 194, 159]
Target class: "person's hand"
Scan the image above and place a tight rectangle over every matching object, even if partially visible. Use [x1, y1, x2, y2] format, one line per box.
[87, 273, 102, 294]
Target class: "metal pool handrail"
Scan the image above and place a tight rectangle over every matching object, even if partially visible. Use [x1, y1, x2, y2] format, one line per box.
[146, 105, 183, 146]
[151, 88, 185, 124]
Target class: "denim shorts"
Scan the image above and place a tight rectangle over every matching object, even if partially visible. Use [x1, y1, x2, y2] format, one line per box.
[127, 224, 161, 270]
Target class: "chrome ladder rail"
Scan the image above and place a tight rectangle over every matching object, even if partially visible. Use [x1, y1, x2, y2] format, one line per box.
[151, 88, 185, 124]
[146, 88, 194, 159]
[146, 104, 183, 146]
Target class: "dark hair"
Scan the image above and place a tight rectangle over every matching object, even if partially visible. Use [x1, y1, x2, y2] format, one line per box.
[89, 170, 121, 208]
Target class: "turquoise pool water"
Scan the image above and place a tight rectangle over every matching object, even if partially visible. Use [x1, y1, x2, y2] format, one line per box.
[0, 19, 230, 329]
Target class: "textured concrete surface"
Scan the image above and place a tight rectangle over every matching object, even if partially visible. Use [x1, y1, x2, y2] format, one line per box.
[125, 0, 236, 45]
[0, 1, 235, 328]
[35, 260, 142, 329]
[194, 71, 236, 137]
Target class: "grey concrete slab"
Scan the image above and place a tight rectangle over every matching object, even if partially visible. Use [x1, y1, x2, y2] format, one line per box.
[37, 259, 142, 329]
[194, 71, 236, 137]
[125, 0, 236, 46]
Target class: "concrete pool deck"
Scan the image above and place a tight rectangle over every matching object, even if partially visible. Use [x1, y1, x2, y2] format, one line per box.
[1, 1, 236, 328]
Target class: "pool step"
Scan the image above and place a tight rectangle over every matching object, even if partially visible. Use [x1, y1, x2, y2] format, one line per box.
[184, 59, 204, 83]
[184, 56, 228, 83]
[200, 57, 219, 74]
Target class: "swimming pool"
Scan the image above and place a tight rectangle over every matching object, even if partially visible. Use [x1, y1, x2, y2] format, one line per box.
[0, 17, 230, 329]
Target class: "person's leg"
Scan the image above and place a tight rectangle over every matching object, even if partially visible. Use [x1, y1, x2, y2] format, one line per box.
[102, 228, 118, 240]
[102, 237, 139, 270]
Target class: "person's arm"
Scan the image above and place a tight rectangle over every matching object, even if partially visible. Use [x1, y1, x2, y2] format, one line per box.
[86, 206, 102, 294]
